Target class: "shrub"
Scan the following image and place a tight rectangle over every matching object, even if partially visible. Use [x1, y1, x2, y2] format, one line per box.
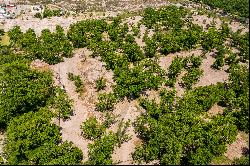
[95, 93, 117, 112]
[86, 133, 118, 165]
[95, 77, 107, 91]
[232, 154, 249, 165]
[132, 25, 140, 36]
[81, 117, 106, 140]
[133, 87, 237, 165]
[68, 73, 84, 96]
[47, 86, 73, 119]
[4, 110, 83, 165]
[86, 120, 130, 165]
[181, 68, 203, 89]
[0, 60, 53, 127]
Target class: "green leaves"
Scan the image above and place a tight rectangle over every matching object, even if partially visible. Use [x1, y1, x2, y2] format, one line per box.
[178, 84, 225, 114]
[201, 27, 224, 51]
[95, 77, 107, 91]
[181, 68, 203, 89]
[0, 46, 83, 165]
[86, 133, 117, 165]
[47, 86, 74, 119]
[0, 60, 53, 127]
[122, 42, 144, 62]
[211, 46, 228, 70]
[95, 93, 117, 112]
[85, 119, 130, 165]
[133, 87, 238, 165]
[7, 26, 23, 46]
[81, 117, 106, 140]
[4, 109, 83, 165]
[68, 73, 85, 96]
[142, 6, 187, 29]
[168, 57, 185, 79]
[114, 59, 165, 98]
[34, 141, 83, 165]
[144, 38, 158, 58]
[68, 19, 108, 48]
[222, 65, 249, 132]
[192, 0, 249, 18]
[232, 32, 249, 62]
[8, 25, 73, 65]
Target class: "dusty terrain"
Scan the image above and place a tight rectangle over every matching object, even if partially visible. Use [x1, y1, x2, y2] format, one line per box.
[225, 132, 249, 160]
[1, 0, 249, 164]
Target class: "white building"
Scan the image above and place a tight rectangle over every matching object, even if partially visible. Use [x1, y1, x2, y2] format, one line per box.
[0, 0, 17, 19]
[3, 0, 16, 7]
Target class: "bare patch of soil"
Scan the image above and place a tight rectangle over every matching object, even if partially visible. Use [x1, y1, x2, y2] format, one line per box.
[194, 51, 229, 87]
[192, 14, 222, 30]
[30, 59, 50, 72]
[141, 89, 161, 104]
[159, 49, 203, 71]
[3, 12, 117, 36]
[225, 132, 249, 160]
[192, 14, 249, 33]
[50, 48, 115, 162]
[207, 104, 224, 117]
[0, 132, 5, 155]
[111, 99, 143, 165]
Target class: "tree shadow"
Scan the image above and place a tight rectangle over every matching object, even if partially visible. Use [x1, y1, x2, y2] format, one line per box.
[242, 147, 249, 156]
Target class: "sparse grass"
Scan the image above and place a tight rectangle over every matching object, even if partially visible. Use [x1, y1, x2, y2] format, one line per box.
[210, 155, 232, 165]
[0, 33, 10, 46]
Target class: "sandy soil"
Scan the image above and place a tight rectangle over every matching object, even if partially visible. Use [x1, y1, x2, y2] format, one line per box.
[49, 48, 115, 161]
[0, 132, 5, 154]
[3, 12, 118, 36]
[141, 89, 161, 104]
[192, 14, 222, 30]
[192, 14, 249, 33]
[111, 99, 142, 165]
[207, 104, 224, 117]
[50, 48, 92, 160]
[30, 59, 50, 72]
[48, 48, 144, 163]
[194, 51, 229, 87]
[225, 132, 249, 160]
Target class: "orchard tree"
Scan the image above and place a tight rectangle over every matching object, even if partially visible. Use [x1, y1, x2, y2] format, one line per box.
[0, 60, 53, 127]
[4, 109, 83, 165]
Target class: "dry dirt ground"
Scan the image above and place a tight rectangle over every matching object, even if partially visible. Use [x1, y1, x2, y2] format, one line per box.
[111, 99, 142, 165]
[0, 131, 5, 158]
[225, 132, 249, 160]
[192, 14, 248, 33]
[3, 0, 248, 36]
[47, 11, 246, 164]
[49, 48, 116, 161]
[3, 12, 118, 36]
[48, 48, 147, 164]
[2, 1, 249, 164]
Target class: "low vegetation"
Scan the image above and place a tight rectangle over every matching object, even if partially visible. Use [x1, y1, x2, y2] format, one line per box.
[1, 1, 249, 165]
[68, 72, 85, 96]
[95, 77, 107, 91]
